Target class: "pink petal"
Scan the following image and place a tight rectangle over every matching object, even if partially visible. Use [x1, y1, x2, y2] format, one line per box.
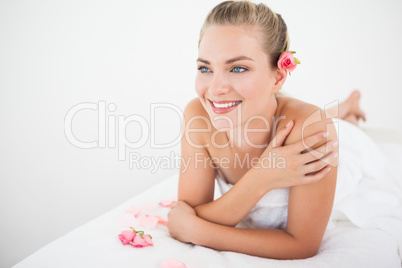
[159, 197, 178, 207]
[118, 234, 130, 245]
[144, 235, 153, 246]
[121, 230, 135, 241]
[160, 258, 187, 268]
[140, 215, 159, 229]
[125, 206, 142, 217]
[142, 202, 158, 211]
[131, 234, 152, 247]
[118, 214, 137, 227]
[131, 235, 146, 247]
[156, 216, 168, 226]
[118, 230, 135, 245]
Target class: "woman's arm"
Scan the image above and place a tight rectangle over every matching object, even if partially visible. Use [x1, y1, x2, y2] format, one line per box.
[171, 201, 320, 259]
[170, 105, 338, 259]
[282, 106, 338, 255]
[178, 99, 336, 227]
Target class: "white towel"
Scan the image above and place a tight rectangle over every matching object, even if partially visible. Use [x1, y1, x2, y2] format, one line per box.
[331, 118, 402, 259]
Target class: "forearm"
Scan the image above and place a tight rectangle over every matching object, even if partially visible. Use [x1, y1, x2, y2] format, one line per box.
[190, 217, 316, 260]
[194, 167, 269, 226]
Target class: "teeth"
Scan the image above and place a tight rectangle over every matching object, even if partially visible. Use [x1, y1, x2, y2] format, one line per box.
[212, 101, 241, 108]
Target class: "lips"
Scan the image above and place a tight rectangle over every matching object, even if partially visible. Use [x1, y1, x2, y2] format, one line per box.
[208, 99, 242, 114]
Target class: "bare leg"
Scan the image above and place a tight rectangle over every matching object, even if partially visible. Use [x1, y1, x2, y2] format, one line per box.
[326, 90, 366, 126]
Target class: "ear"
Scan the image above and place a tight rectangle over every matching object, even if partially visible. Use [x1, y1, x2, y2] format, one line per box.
[271, 68, 287, 95]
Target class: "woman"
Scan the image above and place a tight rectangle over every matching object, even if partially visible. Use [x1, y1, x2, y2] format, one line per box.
[167, 0, 367, 259]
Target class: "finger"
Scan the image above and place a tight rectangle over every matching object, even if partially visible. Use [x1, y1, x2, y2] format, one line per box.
[302, 152, 338, 174]
[301, 140, 338, 163]
[303, 166, 332, 184]
[170, 201, 178, 208]
[292, 131, 329, 153]
[268, 120, 294, 149]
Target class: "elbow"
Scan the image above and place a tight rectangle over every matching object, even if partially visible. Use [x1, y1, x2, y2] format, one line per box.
[279, 234, 320, 260]
[291, 241, 320, 260]
[282, 247, 318, 260]
[263, 242, 319, 260]
[281, 230, 322, 260]
[298, 247, 319, 259]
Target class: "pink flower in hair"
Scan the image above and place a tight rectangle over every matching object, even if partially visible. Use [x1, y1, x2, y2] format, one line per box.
[277, 50, 300, 74]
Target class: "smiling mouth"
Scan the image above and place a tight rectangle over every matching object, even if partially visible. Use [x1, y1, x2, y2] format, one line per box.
[208, 99, 242, 114]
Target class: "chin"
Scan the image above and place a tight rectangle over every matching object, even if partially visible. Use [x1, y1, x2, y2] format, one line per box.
[208, 113, 240, 132]
[211, 119, 232, 132]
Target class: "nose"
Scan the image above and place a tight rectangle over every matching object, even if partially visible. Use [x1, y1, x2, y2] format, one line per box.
[208, 72, 231, 96]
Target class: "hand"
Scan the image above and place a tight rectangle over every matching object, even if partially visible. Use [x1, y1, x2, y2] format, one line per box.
[167, 201, 199, 243]
[254, 120, 338, 190]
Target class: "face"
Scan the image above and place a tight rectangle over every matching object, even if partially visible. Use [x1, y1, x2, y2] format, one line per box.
[195, 24, 282, 131]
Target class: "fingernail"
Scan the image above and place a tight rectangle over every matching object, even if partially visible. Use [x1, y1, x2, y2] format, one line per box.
[326, 167, 331, 172]
[323, 132, 329, 138]
[332, 153, 338, 159]
[286, 121, 292, 128]
[332, 141, 338, 147]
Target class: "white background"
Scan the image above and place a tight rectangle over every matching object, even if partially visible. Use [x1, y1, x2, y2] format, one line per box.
[1, 0, 402, 267]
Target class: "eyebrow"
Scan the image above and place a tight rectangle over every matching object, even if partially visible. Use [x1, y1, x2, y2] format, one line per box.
[196, 56, 254, 65]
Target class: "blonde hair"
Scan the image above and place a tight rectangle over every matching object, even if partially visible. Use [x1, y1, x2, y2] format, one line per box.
[199, 0, 290, 70]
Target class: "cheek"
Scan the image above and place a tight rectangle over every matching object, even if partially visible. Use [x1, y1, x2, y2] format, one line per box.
[194, 75, 211, 113]
[195, 73, 207, 89]
[195, 74, 208, 97]
[234, 76, 268, 99]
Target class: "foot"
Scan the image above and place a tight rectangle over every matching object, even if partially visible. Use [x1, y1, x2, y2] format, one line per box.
[341, 90, 366, 122]
[344, 114, 359, 125]
[341, 90, 366, 126]
[325, 90, 367, 126]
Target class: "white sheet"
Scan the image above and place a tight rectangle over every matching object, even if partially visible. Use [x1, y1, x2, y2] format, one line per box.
[13, 133, 402, 268]
[328, 119, 402, 259]
[13, 181, 401, 267]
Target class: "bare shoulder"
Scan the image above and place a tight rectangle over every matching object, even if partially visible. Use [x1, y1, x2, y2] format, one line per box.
[183, 98, 209, 125]
[184, 97, 207, 115]
[182, 97, 212, 147]
[275, 96, 338, 148]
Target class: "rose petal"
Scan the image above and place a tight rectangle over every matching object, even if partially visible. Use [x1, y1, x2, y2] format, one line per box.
[118, 230, 135, 245]
[160, 258, 187, 268]
[144, 235, 154, 246]
[125, 206, 142, 217]
[159, 197, 178, 207]
[140, 215, 159, 229]
[156, 216, 168, 226]
[130, 234, 153, 247]
[142, 202, 159, 211]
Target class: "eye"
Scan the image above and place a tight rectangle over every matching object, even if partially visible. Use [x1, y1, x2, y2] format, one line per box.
[232, 66, 248, 73]
[197, 66, 211, 73]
